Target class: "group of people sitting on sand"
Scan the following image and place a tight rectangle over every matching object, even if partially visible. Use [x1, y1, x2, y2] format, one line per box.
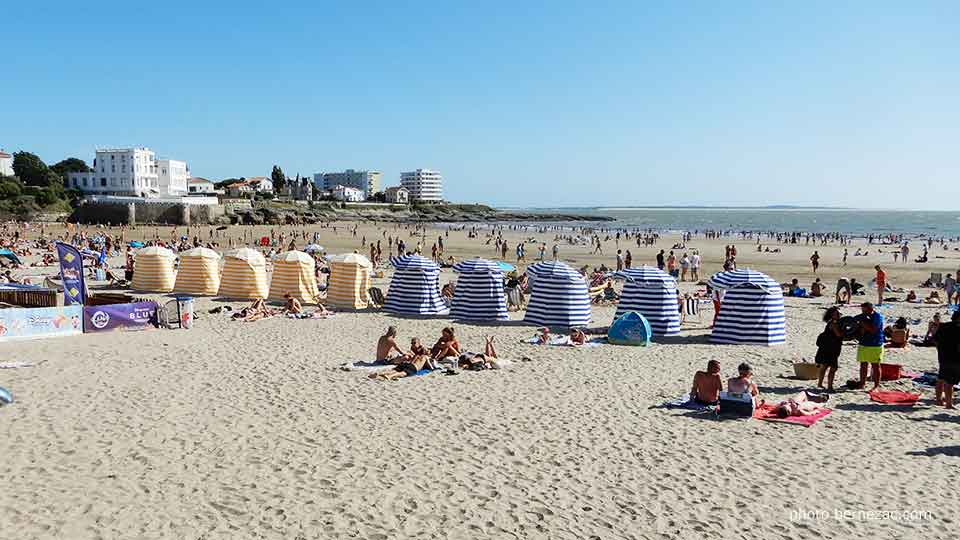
[370, 326, 505, 380]
[689, 360, 827, 417]
[230, 293, 333, 322]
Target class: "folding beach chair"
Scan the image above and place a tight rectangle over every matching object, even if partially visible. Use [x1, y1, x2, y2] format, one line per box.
[682, 295, 702, 322]
[506, 286, 525, 311]
[367, 287, 385, 308]
[930, 273, 943, 287]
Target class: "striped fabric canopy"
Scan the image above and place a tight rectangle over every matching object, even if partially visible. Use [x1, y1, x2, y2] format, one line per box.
[708, 269, 785, 345]
[131, 246, 176, 292]
[173, 247, 221, 296]
[326, 253, 373, 309]
[384, 254, 448, 315]
[708, 268, 781, 294]
[613, 266, 680, 336]
[268, 251, 320, 304]
[218, 248, 268, 299]
[523, 261, 591, 328]
[450, 258, 508, 321]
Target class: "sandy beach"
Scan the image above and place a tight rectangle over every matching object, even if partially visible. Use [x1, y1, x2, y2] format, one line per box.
[2, 222, 958, 539]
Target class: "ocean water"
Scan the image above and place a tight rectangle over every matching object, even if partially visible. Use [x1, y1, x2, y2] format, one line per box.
[506, 208, 960, 238]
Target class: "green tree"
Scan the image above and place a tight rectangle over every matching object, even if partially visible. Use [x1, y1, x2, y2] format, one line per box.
[271, 165, 286, 193]
[0, 178, 23, 199]
[12, 151, 52, 187]
[50, 157, 91, 179]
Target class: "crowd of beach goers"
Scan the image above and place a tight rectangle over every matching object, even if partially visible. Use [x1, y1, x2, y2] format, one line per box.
[2, 218, 960, 539]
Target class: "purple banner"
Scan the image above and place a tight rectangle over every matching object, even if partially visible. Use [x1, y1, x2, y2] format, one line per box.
[55, 241, 87, 305]
[82, 301, 158, 333]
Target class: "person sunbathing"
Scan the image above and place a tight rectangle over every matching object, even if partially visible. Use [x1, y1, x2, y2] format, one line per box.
[283, 292, 303, 314]
[884, 317, 910, 348]
[774, 391, 826, 417]
[906, 290, 919, 303]
[727, 363, 759, 399]
[233, 298, 276, 322]
[690, 360, 723, 405]
[569, 328, 587, 346]
[810, 278, 824, 297]
[923, 313, 942, 345]
[458, 336, 501, 370]
[376, 326, 407, 362]
[925, 291, 942, 304]
[536, 327, 551, 345]
[431, 326, 462, 360]
[369, 353, 430, 380]
[441, 283, 455, 303]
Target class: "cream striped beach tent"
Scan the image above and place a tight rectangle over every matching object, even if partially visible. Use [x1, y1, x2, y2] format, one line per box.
[131, 246, 176, 292]
[613, 266, 681, 336]
[708, 268, 785, 345]
[326, 253, 373, 309]
[217, 248, 269, 299]
[450, 258, 508, 321]
[173, 247, 221, 296]
[523, 261, 591, 328]
[384, 254, 448, 316]
[268, 250, 320, 304]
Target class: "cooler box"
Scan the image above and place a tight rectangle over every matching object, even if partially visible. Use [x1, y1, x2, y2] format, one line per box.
[719, 391, 755, 417]
[879, 363, 902, 381]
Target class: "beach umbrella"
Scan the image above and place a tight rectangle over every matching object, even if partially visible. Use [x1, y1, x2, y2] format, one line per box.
[450, 258, 508, 321]
[384, 254, 448, 316]
[268, 250, 320, 304]
[218, 248, 269, 299]
[0, 249, 22, 266]
[707, 268, 785, 345]
[173, 247, 221, 296]
[304, 244, 324, 253]
[613, 265, 681, 337]
[523, 260, 591, 328]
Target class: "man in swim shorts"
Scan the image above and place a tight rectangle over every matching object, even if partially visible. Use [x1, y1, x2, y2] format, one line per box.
[856, 302, 884, 390]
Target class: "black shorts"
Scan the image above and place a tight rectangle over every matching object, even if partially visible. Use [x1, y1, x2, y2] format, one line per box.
[939, 367, 960, 386]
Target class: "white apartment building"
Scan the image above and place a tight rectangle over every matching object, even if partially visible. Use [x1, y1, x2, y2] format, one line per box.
[157, 159, 190, 196]
[67, 147, 161, 197]
[400, 169, 443, 202]
[332, 185, 365, 202]
[0, 150, 13, 177]
[314, 169, 381, 197]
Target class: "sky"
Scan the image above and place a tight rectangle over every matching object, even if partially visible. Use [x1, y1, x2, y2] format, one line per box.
[1, 1, 956, 209]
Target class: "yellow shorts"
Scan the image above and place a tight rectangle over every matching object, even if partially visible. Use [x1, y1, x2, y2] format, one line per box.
[857, 345, 884, 364]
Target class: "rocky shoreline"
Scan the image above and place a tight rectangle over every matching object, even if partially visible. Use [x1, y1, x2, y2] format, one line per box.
[230, 203, 614, 225]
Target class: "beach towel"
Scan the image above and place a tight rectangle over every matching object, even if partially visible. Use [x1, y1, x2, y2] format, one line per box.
[0, 361, 46, 369]
[522, 336, 606, 347]
[662, 395, 717, 412]
[753, 404, 832, 426]
[869, 390, 921, 405]
[912, 372, 960, 389]
[340, 360, 391, 371]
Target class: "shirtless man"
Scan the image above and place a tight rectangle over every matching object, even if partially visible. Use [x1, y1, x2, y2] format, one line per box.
[690, 360, 723, 405]
[283, 292, 302, 314]
[376, 326, 407, 362]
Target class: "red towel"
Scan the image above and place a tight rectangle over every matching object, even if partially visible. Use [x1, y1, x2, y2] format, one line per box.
[869, 390, 921, 405]
[753, 404, 832, 426]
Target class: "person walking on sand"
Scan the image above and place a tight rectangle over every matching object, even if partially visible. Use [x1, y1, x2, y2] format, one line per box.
[944, 273, 957, 306]
[616, 250, 624, 272]
[842, 248, 848, 266]
[810, 251, 820, 273]
[656, 249, 665, 270]
[856, 302, 884, 390]
[875, 265, 886, 306]
[552, 243, 559, 260]
[690, 250, 701, 282]
[934, 310, 960, 409]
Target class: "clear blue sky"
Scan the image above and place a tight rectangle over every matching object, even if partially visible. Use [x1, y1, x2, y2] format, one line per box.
[2, 1, 956, 209]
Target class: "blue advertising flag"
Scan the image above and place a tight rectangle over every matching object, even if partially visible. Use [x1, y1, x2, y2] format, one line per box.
[55, 241, 87, 305]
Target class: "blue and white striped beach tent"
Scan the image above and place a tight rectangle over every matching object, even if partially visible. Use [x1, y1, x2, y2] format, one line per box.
[450, 258, 509, 321]
[384, 254, 449, 316]
[613, 266, 681, 336]
[523, 261, 592, 328]
[707, 269, 785, 345]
